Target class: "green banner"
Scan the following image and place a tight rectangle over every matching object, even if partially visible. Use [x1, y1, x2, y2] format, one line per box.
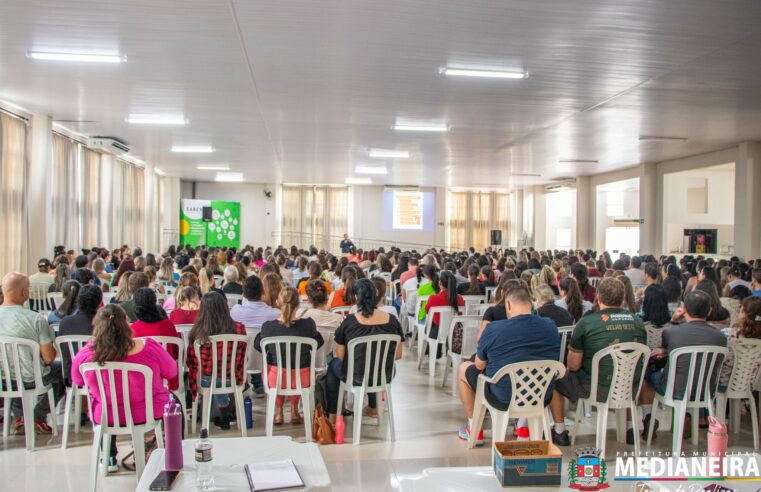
[180, 199, 240, 248]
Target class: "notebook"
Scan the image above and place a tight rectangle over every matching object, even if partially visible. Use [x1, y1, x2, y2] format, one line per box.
[244, 459, 305, 491]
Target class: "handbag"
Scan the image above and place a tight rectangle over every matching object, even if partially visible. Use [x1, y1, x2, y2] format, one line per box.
[311, 404, 335, 445]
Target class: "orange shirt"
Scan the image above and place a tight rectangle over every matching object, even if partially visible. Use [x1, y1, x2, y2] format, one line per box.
[297, 278, 332, 296]
[330, 288, 352, 308]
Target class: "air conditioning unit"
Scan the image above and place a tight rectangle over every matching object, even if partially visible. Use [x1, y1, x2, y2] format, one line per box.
[383, 185, 420, 192]
[87, 137, 130, 156]
[545, 180, 575, 192]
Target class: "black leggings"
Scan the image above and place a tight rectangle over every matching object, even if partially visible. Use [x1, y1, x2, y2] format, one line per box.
[109, 393, 185, 458]
[325, 358, 377, 415]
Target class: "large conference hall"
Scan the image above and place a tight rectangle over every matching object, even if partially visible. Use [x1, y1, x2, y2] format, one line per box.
[2, 1, 761, 491]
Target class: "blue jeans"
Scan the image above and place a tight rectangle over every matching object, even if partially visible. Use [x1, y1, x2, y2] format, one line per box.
[200, 376, 231, 410]
[325, 358, 376, 415]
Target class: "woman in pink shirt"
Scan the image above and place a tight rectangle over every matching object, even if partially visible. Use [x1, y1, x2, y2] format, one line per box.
[71, 303, 178, 474]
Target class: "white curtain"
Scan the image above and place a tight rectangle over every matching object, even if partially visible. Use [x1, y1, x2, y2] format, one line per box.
[0, 113, 28, 277]
[280, 185, 348, 249]
[80, 148, 101, 248]
[51, 133, 81, 249]
[112, 159, 145, 248]
[447, 190, 510, 251]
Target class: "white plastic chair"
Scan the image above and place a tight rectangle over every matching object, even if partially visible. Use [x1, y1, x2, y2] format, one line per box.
[260, 337, 318, 441]
[388, 280, 400, 306]
[226, 294, 243, 308]
[644, 323, 664, 350]
[244, 324, 263, 380]
[469, 360, 566, 448]
[174, 324, 193, 350]
[155, 293, 168, 305]
[47, 292, 63, 311]
[191, 333, 249, 437]
[136, 336, 187, 423]
[461, 295, 487, 315]
[0, 336, 59, 451]
[101, 292, 115, 304]
[571, 342, 650, 457]
[378, 272, 392, 282]
[485, 286, 496, 302]
[408, 295, 430, 351]
[416, 306, 456, 377]
[441, 316, 481, 394]
[29, 285, 53, 316]
[214, 275, 224, 288]
[470, 303, 494, 317]
[79, 362, 164, 490]
[646, 345, 728, 455]
[54, 335, 94, 448]
[557, 325, 575, 363]
[315, 327, 336, 374]
[331, 306, 352, 318]
[337, 334, 402, 445]
[589, 277, 602, 289]
[715, 338, 761, 449]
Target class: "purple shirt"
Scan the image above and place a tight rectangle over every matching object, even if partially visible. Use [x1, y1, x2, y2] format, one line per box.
[71, 338, 177, 426]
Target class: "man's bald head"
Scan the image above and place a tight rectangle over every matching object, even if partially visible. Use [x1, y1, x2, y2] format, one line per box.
[2, 273, 29, 305]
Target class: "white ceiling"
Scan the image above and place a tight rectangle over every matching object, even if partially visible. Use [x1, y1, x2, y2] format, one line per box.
[2, 0, 761, 188]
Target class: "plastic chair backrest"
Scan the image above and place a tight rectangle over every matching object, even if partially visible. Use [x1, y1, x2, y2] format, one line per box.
[193, 334, 249, 391]
[425, 306, 455, 342]
[331, 306, 352, 318]
[725, 338, 761, 397]
[136, 335, 185, 378]
[644, 323, 663, 350]
[54, 335, 93, 381]
[447, 315, 481, 356]
[79, 361, 156, 429]
[47, 292, 63, 310]
[345, 334, 402, 392]
[557, 326, 575, 362]
[589, 277, 602, 288]
[461, 295, 487, 314]
[662, 345, 728, 404]
[485, 286, 496, 302]
[260, 336, 318, 394]
[29, 285, 52, 312]
[470, 303, 494, 317]
[489, 360, 566, 415]
[413, 295, 430, 321]
[226, 294, 243, 308]
[588, 342, 650, 408]
[0, 336, 45, 395]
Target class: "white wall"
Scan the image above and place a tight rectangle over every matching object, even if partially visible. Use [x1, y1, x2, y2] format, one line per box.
[544, 190, 577, 250]
[595, 186, 640, 252]
[183, 181, 277, 247]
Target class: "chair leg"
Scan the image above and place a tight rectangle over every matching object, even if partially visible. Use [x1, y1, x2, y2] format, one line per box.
[630, 402, 641, 457]
[615, 408, 626, 444]
[673, 404, 685, 456]
[732, 399, 741, 435]
[428, 340, 438, 377]
[2, 398, 10, 437]
[417, 327, 426, 358]
[451, 355, 462, 395]
[202, 389, 213, 436]
[441, 354, 451, 388]
[690, 407, 699, 447]
[89, 426, 102, 492]
[155, 423, 165, 449]
[22, 392, 36, 451]
[352, 388, 365, 445]
[47, 389, 58, 436]
[265, 391, 276, 438]
[336, 384, 345, 417]
[416, 338, 426, 370]
[748, 396, 759, 450]
[647, 399, 659, 447]
[74, 392, 83, 433]
[132, 430, 146, 481]
[385, 387, 396, 442]
[302, 390, 313, 443]
[597, 406, 609, 457]
[469, 395, 486, 449]
[234, 390, 246, 437]
[100, 434, 111, 483]
[715, 393, 727, 424]
[62, 388, 74, 449]
[571, 400, 583, 445]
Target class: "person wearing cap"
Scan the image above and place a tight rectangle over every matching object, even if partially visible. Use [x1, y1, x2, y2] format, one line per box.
[29, 259, 55, 309]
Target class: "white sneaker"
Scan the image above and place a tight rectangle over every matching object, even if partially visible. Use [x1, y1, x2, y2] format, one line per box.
[107, 456, 118, 474]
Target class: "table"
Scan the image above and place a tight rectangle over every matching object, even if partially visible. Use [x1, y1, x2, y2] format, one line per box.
[136, 436, 331, 491]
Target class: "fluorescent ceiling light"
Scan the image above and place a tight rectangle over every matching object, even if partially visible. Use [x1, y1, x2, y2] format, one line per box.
[639, 135, 688, 142]
[127, 114, 187, 125]
[558, 158, 598, 164]
[215, 172, 243, 182]
[172, 145, 214, 153]
[441, 67, 527, 79]
[550, 185, 572, 192]
[345, 177, 372, 185]
[355, 165, 388, 175]
[155, 168, 166, 176]
[368, 148, 409, 159]
[27, 51, 124, 63]
[393, 123, 448, 132]
[197, 165, 230, 171]
[510, 172, 541, 177]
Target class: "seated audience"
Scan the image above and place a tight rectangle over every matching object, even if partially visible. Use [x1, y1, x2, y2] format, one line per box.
[550, 277, 646, 446]
[534, 284, 574, 328]
[29, 258, 54, 309]
[130, 287, 181, 390]
[555, 277, 592, 323]
[349, 277, 399, 319]
[168, 286, 201, 325]
[297, 262, 331, 296]
[222, 266, 243, 295]
[261, 272, 284, 309]
[163, 271, 200, 311]
[48, 279, 80, 325]
[115, 272, 151, 322]
[752, 269, 761, 297]
[571, 262, 596, 303]
[254, 286, 324, 425]
[58, 284, 102, 384]
[329, 268, 358, 308]
[718, 296, 761, 391]
[299, 279, 344, 328]
[457, 285, 560, 445]
[457, 264, 485, 296]
[424, 271, 464, 342]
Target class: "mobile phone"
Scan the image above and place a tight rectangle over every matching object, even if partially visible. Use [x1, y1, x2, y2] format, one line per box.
[149, 470, 181, 491]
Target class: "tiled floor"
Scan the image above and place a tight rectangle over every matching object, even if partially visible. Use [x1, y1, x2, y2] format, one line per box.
[2, 351, 760, 491]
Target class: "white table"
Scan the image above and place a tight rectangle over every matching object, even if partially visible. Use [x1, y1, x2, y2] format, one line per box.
[136, 436, 331, 491]
[398, 466, 569, 492]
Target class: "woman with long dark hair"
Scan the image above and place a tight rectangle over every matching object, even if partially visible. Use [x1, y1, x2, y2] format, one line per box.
[325, 278, 404, 422]
[329, 267, 358, 308]
[416, 265, 440, 322]
[555, 277, 591, 323]
[186, 292, 248, 430]
[458, 264, 484, 295]
[48, 280, 80, 324]
[425, 271, 464, 341]
[130, 288, 182, 390]
[571, 262, 595, 303]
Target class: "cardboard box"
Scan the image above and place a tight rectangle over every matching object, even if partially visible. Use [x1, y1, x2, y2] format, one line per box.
[492, 440, 563, 487]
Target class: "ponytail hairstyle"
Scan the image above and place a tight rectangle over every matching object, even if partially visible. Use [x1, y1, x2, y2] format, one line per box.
[277, 285, 300, 327]
[439, 271, 459, 310]
[92, 304, 134, 365]
[559, 276, 584, 322]
[465, 264, 481, 295]
[56, 280, 81, 318]
[305, 279, 330, 308]
[370, 277, 387, 305]
[415, 265, 424, 288]
[177, 285, 200, 309]
[341, 266, 358, 305]
[480, 265, 495, 286]
[354, 278, 377, 317]
[423, 264, 440, 293]
[739, 296, 761, 339]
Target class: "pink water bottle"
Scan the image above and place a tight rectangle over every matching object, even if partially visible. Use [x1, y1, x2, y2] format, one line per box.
[164, 400, 184, 471]
[334, 415, 345, 444]
[707, 416, 727, 477]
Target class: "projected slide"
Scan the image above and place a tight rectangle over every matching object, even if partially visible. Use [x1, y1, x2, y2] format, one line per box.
[393, 191, 424, 230]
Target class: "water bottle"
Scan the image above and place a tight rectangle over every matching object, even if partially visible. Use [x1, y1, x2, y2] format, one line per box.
[334, 415, 345, 444]
[163, 401, 184, 471]
[244, 396, 253, 429]
[194, 428, 214, 490]
[707, 416, 728, 477]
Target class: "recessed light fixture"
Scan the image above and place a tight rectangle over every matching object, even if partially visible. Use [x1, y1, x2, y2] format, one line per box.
[368, 148, 409, 159]
[27, 51, 125, 63]
[441, 67, 527, 79]
[558, 159, 598, 164]
[345, 177, 372, 185]
[197, 165, 230, 171]
[215, 172, 243, 182]
[127, 114, 187, 125]
[639, 135, 688, 142]
[172, 145, 214, 153]
[393, 122, 449, 132]
[355, 165, 388, 175]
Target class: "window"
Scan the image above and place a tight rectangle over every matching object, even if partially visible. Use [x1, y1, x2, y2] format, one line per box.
[556, 228, 572, 249]
[606, 191, 624, 217]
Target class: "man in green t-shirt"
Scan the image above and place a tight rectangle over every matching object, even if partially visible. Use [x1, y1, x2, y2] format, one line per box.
[549, 277, 646, 446]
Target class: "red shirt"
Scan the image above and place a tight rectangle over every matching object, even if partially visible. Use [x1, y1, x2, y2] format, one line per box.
[424, 290, 464, 325]
[186, 322, 248, 401]
[130, 319, 181, 390]
[169, 308, 198, 326]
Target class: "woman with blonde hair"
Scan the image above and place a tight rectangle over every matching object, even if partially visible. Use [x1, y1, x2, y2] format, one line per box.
[113, 271, 134, 302]
[157, 256, 176, 286]
[262, 272, 284, 309]
[163, 272, 200, 311]
[537, 265, 558, 295]
[254, 286, 324, 425]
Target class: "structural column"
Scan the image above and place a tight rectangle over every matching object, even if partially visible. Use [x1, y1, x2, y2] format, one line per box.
[734, 142, 761, 260]
[639, 163, 658, 255]
[575, 176, 592, 250]
[27, 114, 53, 272]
